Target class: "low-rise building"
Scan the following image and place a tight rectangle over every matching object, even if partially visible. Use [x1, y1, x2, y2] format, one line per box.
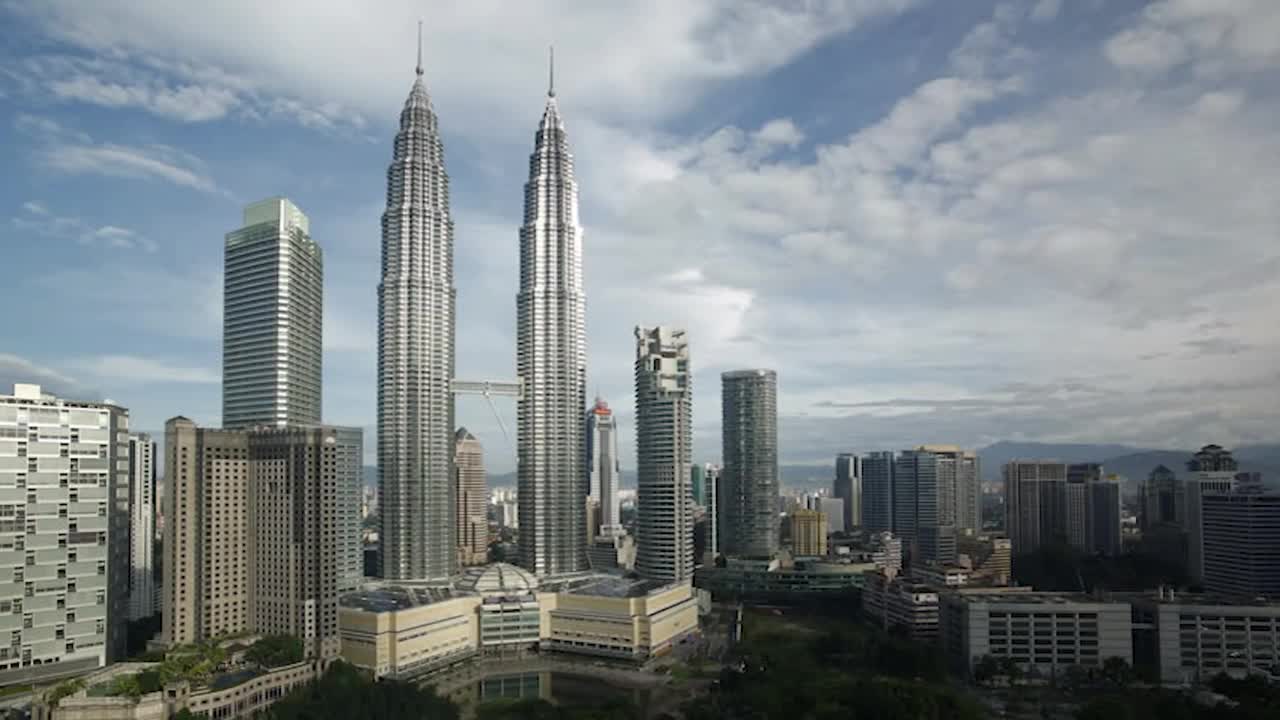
[862, 571, 942, 641]
[1131, 590, 1280, 686]
[338, 564, 699, 680]
[940, 590, 1133, 680]
[33, 658, 323, 720]
[695, 556, 871, 600]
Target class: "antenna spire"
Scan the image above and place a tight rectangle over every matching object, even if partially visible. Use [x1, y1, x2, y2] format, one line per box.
[416, 21, 424, 76]
[548, 45, 555, 97]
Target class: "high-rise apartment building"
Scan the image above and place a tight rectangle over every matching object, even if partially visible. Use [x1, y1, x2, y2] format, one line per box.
[248, 426, 361, 660]
[454, 429, 489, 567]
[222, 197, 323, 429]
[704, 465, 720, 564]
[0, 384, 130, 684]
[586, 398, 620, 537]
[861, 452, 895, 534]
[1003, 460, 1067, 555]
[1142, 464, 1182, 530]
[789, 509, 828, 557]
[720, 370, 778, 558]
[922, 445, 979, 534]
[378, 47, 457, 581]
[634, 327, 694, 582]
[163, 418, 361, 656]
[1184, 445, 1238, 583]
[1201, 489, 1280, 598]
[517, 60, 588, 577]
[162, 418, 250, 646]
[833, 453, 860, 532]
[128, 433, 157, 621]
[896, 449, 956, 566]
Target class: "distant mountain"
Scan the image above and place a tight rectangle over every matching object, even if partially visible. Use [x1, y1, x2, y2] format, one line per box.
[977, 442, 1153, 481]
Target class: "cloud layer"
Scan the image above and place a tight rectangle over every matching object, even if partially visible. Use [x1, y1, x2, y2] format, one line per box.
[2, 1, 1279, 472]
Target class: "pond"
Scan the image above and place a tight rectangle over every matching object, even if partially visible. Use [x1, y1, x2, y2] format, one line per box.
[443, 669, 656, 719]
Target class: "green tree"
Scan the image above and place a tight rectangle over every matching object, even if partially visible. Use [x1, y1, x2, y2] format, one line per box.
[264, 661, 459, 720]
[973, 654, 999, 687]
[246, 634, 305, 668]
[1101, 656, 1135, 689]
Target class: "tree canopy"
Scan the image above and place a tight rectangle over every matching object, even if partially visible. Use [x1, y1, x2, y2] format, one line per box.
[246, 634, 305, 668]
[263, 661, 459, 720]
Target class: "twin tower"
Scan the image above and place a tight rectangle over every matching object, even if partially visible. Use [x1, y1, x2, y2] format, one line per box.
[378, 41, 585, 580]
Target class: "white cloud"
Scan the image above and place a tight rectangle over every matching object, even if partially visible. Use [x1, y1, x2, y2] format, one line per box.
[11, 202, 157, 251]
[75, 355, 220, 384]
[1030, 0, 1061, 24]
[43, 141, 221, 194]
[0, 354, 85, 397]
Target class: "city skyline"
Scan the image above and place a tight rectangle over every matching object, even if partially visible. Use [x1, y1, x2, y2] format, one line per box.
[5, 2, 1280, 475]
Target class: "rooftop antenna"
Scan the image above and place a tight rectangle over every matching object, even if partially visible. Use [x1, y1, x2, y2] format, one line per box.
[416, 20, 424, 76]
[548, 45, 555, 97]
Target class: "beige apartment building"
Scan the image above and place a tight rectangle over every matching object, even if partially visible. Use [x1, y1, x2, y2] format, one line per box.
[162, 418, 250, 647]
[162, 419, 360, 659]
[789, 509, 828, 557]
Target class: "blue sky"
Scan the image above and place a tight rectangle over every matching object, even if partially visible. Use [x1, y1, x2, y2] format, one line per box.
[3, 0, 1280, 473]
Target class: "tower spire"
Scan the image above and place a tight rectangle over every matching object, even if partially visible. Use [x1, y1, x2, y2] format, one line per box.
[416, 20, 424, 76]
[548, 45, 555, 98]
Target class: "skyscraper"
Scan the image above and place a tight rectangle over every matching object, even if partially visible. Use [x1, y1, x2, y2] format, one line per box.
[833, 453, 861, 532]
[586, 398, 620, 536]
[128, 433, 157, 621]
[455, 428, 489, 566]
[163, 418, 250, 647]
[517, 54, 587, 576]
[720, 369, 778, 558]
[0, 384, 130, 684]
[897, 449, 956, 566]
[920, 445, 979, 535]
[861, 452, 895, 533]
[1201, 488, 1280, 598]
[1003, 460, 1068, 555]
[634, 326, 694, 582]
[1184, 445, 1239, 582]
[1142, 464, 1182, 530]
[248, 426, 361, 660]
[222, 197, 323, 429]
[789, 509, 828, 557]
[377, 36, 457, 580]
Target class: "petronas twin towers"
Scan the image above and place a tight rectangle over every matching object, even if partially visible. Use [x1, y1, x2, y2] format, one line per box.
[378, 38, 586, 579]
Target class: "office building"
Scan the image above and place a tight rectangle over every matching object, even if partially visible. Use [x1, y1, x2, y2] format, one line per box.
[454, 429, 489, 567]
[956, 535, 1012, 586]
[127, 434, 157, 621]
[1003, 460, 1067, 555]
[861, 452, 894, 534]
[1201, 489, 1280, 598]
[1184, 445, 1238, 583]
[222, 197, 323, 429]
[1132, 591, 1280, 685]
[695, 556, 869, 599]
[720, 370, 778, 558]
[789, 509, 828, 557]
[941, 590, 1133, 679]
[0, 384, 129, 684]
[868, 532, 904, 574]
[1142, 464, 1182, 530]
[517, 57, 588, 577]
[585, 398, 620, 537]
[704, 465, 719, 563]
[377, 42, 458, 581]
[897, 449, 956, 566]
[819, 497, 845, 534]
[862, 571, 942, 641]
[248, 426, 362, 660]
[1087, 471, 1122, 556]
[833, 453, 860, 532]
[921, 445, 979, 534]
[690, 465, 705, 509]
[162, 418, 251, 647]
[633, 326, 694, 582]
